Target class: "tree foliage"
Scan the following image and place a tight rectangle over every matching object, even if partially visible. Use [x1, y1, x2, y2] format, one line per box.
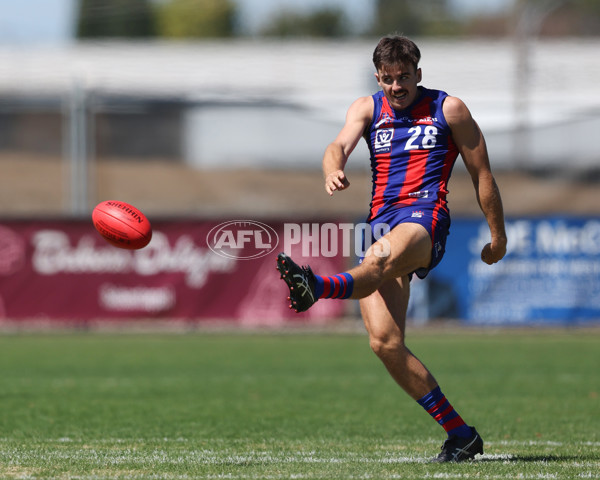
[77, 0, 156, 38]
[369, 0, 465, 37]
[370, 0, 423, 37]
[550, 0, 600, 36]
[260, 7, 348, 38]
[74, 0, 600, 40]
[156, 0, 237, 38]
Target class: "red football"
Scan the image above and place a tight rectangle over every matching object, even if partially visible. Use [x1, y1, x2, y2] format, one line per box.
[92, 200, 152, 250]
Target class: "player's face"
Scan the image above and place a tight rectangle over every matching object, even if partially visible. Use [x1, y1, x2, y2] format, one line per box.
[375, 63, 422, 111]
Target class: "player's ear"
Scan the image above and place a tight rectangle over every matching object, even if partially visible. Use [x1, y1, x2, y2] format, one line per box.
[416, 68, 422, 83]
[374, 71, 381, 86]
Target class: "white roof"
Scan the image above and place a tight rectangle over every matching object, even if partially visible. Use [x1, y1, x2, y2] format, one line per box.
[1, 38, 599, 168]
[1, 38, 599, 126]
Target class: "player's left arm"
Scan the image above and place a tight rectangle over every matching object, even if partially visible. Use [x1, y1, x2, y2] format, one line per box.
[444, 95, 507, 265]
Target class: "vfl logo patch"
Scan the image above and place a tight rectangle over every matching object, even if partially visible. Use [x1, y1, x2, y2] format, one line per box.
[374, 128, 394, 153]
[411, 211, 424, 218]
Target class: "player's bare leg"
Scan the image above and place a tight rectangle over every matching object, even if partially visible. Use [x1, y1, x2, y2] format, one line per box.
[360, 275, 438, 400]
[277, 220, 483, 460]
[360, 271, 483, 462]
[347, 223, 433, 299]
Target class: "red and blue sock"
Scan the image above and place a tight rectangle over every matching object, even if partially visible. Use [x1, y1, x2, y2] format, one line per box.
[314, 273, 354, 299]
[417, 386, 473, 438]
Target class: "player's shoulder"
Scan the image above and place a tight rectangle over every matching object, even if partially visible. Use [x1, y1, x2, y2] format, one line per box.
[347, 95, 375, 121]
[442, 95, 473, 125]
[350, 95, 375, 111]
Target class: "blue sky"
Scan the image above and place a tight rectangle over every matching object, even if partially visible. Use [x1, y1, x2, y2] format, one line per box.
[0, 0, 512, 44]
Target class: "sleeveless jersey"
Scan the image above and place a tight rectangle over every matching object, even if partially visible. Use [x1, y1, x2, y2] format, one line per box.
[365, 87, 459, 222]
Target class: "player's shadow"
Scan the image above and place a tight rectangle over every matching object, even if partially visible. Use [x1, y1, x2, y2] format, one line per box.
[479, 454, 594, 463]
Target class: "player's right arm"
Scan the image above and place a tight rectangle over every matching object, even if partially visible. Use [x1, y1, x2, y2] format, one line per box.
[323, 96, 373, 196]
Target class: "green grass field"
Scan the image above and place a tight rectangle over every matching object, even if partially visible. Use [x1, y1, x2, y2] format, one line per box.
[0, 329, 598, 479]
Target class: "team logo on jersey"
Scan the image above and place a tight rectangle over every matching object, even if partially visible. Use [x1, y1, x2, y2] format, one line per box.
[375, 113, 394, 128]
[374, 128, 394, 153]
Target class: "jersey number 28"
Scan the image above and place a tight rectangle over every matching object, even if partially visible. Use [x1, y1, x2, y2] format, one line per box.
[405, 126, 437, 150]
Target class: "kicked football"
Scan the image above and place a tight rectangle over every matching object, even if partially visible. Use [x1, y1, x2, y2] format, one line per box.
[92, 200, 152, 250]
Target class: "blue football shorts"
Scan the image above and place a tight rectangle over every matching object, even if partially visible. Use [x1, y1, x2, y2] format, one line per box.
[360, 204, 451, 279]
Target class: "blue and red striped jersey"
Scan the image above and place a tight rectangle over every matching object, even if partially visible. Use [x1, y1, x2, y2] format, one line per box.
[365, 87, 459, 221]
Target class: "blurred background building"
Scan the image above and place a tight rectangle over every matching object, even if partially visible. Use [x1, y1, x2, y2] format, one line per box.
[1, 0, 599, 218]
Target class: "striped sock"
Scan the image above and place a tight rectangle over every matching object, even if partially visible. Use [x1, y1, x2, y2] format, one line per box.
[314, 273, 354, 299]
[417, 386, 473, 438]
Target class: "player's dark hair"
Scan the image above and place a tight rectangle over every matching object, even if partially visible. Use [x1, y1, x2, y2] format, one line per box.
[372, 35, 421, 72]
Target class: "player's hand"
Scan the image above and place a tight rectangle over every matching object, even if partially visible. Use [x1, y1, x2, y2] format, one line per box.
[325, 170, 350, 196]
[481, 237, 507, 265]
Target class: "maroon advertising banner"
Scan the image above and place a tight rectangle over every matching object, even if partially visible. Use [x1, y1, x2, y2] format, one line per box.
[0, 219, 347, 325]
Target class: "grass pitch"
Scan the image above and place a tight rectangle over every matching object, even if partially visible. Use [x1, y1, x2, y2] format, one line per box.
[0, 329, 598, 479]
